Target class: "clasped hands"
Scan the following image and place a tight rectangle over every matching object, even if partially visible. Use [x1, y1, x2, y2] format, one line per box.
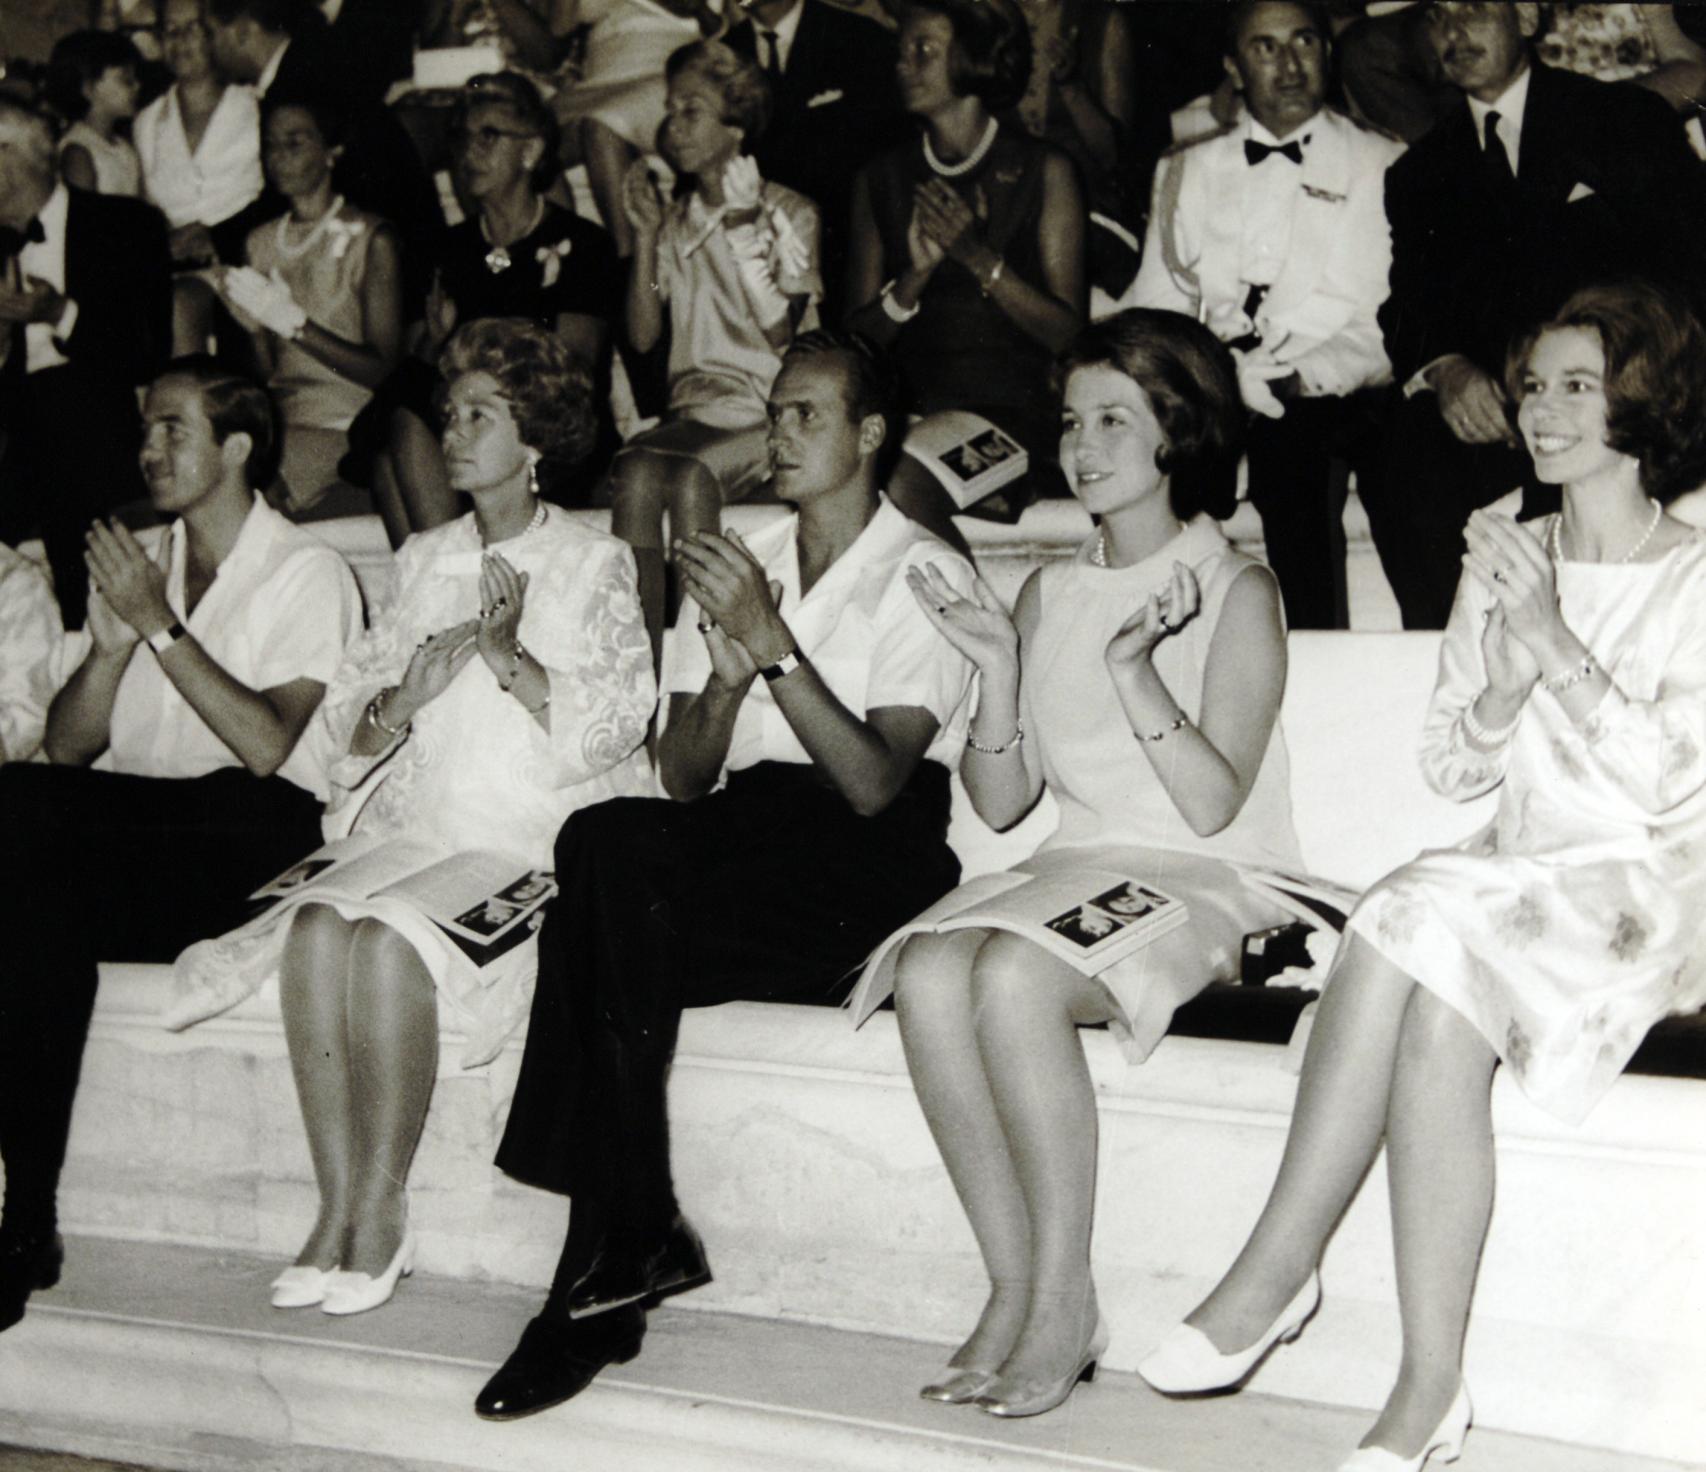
[0, 274, 66, 327]
[907, 178, 990, 276]
[1462, 509, 1562, 701]
[672, 529, 791, 686]
[84, 519, 174, 653]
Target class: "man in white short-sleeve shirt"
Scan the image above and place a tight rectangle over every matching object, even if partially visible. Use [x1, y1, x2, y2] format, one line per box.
[0, 359, 360, 1335]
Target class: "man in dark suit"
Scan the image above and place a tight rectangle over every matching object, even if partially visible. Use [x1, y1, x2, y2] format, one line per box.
[0, 99, 171, 627]
[725, 0, 908, 319]
[1373, 0, 1706, 629]
[207, 0, 438, 286]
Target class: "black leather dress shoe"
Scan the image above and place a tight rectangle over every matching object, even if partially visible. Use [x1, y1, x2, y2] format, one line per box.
[0, 1231, 64, 1334]
[567, 1213, 711, 1319]
[474, 1306, 646, 1421]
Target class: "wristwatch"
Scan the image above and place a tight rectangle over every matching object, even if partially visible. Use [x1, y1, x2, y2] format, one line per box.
[146, 620, 187, 655]
[759, 649, 802, 683]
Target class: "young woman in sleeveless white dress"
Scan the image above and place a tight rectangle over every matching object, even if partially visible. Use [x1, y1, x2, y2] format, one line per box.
[1141, 282, 1706, 1472]
[884, 309, 1299, 1420]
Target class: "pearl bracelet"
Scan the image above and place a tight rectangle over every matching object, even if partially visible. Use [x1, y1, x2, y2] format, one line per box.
[1461, 698, 1519, 748]
[1135, 716, 1188, 744]
[497, 640, 526, 692]
[368, 688, 408, 738]
[1543, 656, 1596, 694]
[966, 719, 1023, 755]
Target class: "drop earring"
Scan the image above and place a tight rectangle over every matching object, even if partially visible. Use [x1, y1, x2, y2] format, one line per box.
[528, 457, 541, 497]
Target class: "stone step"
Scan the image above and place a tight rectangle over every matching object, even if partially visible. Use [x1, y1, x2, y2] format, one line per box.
[1, 1238, 1693, 1472]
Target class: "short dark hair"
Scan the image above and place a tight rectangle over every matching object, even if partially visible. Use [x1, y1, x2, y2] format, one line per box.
[1505, 280, 1706, 504]
[261, 84, 347, 149]
[206, 0, 314, 36]
[785, 329, 902, 433]
[1056, 310, 1246, 522]
[45, 30, 141, 123]
[911, 0, 1032, 113]
[436, 318, 598, 466]
[454, 72, 561, 194]
[157, 355, 281, 488]
[1223, 0, 1332, 54]
[665, 39, 771, 145]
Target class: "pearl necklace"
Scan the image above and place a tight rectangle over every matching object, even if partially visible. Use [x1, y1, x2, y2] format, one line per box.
[1091, 527, 1108, 567]
[923, 116, 999, 178]
[481, 197, 547, 275]
[1547, 498, 1663, 565]
[480, 499, 547, 550]
[274, 195, 345, 261]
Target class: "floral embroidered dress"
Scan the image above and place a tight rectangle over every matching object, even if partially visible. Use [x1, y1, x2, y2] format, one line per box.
[1350, 517, 1706, 1123]
[170, 507, 655, 1066]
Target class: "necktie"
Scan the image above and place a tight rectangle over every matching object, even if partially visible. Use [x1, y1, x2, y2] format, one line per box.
[758, 27, 783, 84]
[1244, 138, 1303, 168]
[0, 218, 46, 259]
[1483, 110, 1516, 189]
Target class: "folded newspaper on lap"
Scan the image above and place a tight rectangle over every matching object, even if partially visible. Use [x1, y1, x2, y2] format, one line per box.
[249, 836, 557, 968]
[901, 412, 1029, 511]
[848, 869, 1187, 1027]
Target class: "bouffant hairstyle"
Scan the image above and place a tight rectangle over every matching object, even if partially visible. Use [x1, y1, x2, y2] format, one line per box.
[455, 72, 561, 194]
[1504, 280, 1706, 504]
[1223, 1, 1332, 54]
[436, 318, 598, 468]
[45, 30, 141, 123]
[261, 84, 347, 150]
[911, 0, 1032, 114]
[1056, 309, 1246, 522]
[665, 39, 772, 146]
[158, 355, 281, 488]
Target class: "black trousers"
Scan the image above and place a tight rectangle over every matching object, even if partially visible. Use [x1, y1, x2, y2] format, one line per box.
[1245, 390, 1390, 632]
[495, 761, 961, 1218]
[1363, 390, 1537, 630]
[0, 765, 321, 1233]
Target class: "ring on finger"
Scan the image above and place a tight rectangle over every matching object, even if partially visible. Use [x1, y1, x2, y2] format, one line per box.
[1492, 569, 1508, 585]
[1158, 613, 1175, 632]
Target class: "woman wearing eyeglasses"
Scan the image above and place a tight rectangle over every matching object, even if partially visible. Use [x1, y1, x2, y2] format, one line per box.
[347, 74, 624, 545]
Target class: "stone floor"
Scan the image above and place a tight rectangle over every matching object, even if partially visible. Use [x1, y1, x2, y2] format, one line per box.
[1, 1238, 1698, 1472]
[0, 1452, 155, 1471]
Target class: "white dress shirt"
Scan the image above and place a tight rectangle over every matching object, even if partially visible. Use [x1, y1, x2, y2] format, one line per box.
[1239, 115, 1317, 289]
[1466, 62, 1533, 176]
[753, 0, 805, 73]
[96, 496, 363, 798]
[661, 498, 976, 780]
[19, 183, 78, 374]
[134, 84, 264, 230]
[255, 38, 290, 98]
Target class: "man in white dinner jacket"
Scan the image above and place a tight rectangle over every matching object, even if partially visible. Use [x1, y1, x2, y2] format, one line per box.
[1126, 0, 1403, 629]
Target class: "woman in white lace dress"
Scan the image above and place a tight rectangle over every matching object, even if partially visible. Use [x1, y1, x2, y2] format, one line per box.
[245, 320, 651, 1315]
[1140, 280, 1706, 1472]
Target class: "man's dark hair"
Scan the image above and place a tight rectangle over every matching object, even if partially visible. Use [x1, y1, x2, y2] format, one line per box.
[1223, 0, 1332, 55]
[158, 355, 281, 488]
[206, 0, 317, 37]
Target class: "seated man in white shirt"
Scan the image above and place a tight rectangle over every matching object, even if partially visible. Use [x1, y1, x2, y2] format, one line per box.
[476, 329, 977, 1421]
[0, 357, 363, 1336]
[1128, 0, 1403, 629]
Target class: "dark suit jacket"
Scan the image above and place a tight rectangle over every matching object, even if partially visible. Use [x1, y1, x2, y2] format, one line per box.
[1380, 61, 1706, 383]
[60, 188, 173, 389]
[727, 1, 908, 308]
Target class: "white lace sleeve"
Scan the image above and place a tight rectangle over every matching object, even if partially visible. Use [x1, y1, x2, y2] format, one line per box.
[523, 538, 655, 786]
[1419, 576, 1520, 801]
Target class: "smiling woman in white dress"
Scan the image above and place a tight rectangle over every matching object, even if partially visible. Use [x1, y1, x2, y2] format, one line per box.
[1139, 280, 1706, 1472]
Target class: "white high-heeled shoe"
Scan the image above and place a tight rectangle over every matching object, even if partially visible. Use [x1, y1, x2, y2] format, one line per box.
[1336, 1383, 1472, 1471]
[1137, 1271, 1320, 1395]
[320, 1231, 416, 1316]
[269, 1264, 336, 1310]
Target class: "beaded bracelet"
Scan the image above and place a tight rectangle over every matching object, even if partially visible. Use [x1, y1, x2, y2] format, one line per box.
[367, 688, 408, 739]
[497, 640, 526, 692]
[1543, 656, 1596, 694]
[967, 719, 1024, 755]
[521, 686, 551, 717]
[1461, 698, 1519, 748]
[1135, 716, 1188, 744]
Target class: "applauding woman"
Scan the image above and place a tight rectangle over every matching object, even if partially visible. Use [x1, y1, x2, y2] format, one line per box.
[884, 309, 1299, 1419]
[1140, 281, 1706, 1471]
[177, 319, 654, 1318]
[476, 331, 975, 1420]
[848, 0, 1084, 530]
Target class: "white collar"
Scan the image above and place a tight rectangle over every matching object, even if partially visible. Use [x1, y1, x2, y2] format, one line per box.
[1248, 109, 1321, 149]
[255, 37, 290, 97]
[34, 182, 70, 247]
[751, 0, 805, 65]
[1466, 61, 1532, 149]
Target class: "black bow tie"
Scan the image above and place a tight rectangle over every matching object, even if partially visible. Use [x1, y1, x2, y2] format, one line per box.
[1245, 137, 1304, 167]
[0, 218, 46, 257]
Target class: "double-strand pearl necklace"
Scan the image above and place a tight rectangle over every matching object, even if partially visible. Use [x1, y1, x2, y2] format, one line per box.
[481, 196, 547, 274]
[274, 194, 345, 261]
[923, 116, 999, 178]
[480, 498, 547, 550]
[1547, 497, 1663, 565]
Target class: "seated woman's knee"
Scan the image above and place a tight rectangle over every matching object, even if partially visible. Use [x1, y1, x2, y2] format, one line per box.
[1398, 985, 1485, 1066]
[893, 930, 978, 998]
[969, 931, 1068, 1013]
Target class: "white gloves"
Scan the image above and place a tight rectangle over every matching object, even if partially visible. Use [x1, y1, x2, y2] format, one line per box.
[222, 265, 308, 340]
[721, 155, 764, 214]
[726, 220, 791, 327]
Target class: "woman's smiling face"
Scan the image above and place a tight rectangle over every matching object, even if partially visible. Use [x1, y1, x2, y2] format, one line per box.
[1516, 327, 1627, 487]
[1059, 364, 1169, 517]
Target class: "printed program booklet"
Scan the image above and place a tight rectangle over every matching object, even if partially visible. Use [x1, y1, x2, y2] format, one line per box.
[901, 411, 1030, 510]
[246, 836, 557, 967]
[848, 868, 1187, 1026]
